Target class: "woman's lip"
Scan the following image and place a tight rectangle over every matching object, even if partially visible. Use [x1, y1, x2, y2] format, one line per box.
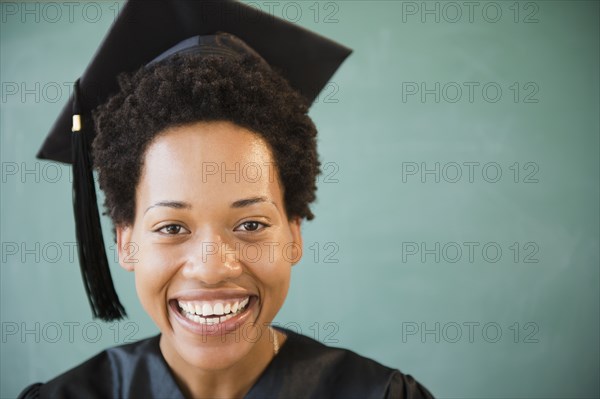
[170, 295, 258, 336]
[171, 289, 256, 301]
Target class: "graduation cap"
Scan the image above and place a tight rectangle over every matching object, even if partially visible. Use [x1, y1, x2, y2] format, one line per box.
[36, 0, 352, 321]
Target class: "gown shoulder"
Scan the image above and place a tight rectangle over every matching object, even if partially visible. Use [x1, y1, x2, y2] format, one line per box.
[246, 326, 435, 399]
[18, 328, 434, 399]
[17, 335, 183, 399]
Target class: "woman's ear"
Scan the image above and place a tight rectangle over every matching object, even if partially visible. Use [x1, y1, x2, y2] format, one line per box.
[116, 225, 136, 272]
[288, 217, 303, 266]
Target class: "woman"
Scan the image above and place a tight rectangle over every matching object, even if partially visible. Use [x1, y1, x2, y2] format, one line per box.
[20, 1, 433, 398]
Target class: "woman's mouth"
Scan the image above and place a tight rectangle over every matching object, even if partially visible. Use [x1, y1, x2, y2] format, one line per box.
[169, 295, 257, 335]
[178, 297, 250, 325]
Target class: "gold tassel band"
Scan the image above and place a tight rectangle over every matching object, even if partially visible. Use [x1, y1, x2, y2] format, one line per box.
[72, 115, 82, 132]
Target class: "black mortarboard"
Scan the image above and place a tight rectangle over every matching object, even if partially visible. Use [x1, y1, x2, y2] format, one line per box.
[36, 0, 352, 321]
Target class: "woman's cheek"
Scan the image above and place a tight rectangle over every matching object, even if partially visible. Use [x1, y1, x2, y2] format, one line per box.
[134, 246, 181, 308]
[139, 243, 182, 273]
[252, 241, 293, 284]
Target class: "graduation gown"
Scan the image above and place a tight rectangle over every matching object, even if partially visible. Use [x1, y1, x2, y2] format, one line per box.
[18, 326, 434, 399]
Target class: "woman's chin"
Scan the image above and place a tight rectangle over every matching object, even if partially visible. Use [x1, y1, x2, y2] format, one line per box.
[175, 340, 253, 370]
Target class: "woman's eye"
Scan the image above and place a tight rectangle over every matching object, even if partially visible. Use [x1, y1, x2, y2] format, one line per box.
[157, 224, 188, 235]
[236, 221, 268, 232]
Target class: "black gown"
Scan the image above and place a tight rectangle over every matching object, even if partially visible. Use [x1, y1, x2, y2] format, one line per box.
[18, 326, 434, 398]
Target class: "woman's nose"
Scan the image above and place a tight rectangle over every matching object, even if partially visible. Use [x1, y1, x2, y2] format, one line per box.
[181, 233, 243, 285]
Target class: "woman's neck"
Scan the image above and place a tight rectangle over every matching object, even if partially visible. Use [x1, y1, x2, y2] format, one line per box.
[160, 328, 287, 399]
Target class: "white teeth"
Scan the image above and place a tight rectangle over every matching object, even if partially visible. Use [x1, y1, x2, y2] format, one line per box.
[178, 296, 251, 326]
[213, 303, 224, 315]
[202, 303, 213, 317]
[198, 317, 218, 325]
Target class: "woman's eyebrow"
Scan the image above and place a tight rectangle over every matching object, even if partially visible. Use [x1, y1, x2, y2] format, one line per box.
[144, 197, 277, 214]
[231, 196, 277, 209]
[144, 200, 192, 214]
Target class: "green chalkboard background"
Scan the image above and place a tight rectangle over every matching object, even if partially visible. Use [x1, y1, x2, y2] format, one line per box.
[1, 1, 598, 398]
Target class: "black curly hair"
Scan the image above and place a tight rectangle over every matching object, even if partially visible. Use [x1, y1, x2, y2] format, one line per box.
[91, 52, 320, 230]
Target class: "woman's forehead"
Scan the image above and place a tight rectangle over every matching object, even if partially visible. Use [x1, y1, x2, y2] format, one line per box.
[146, 121, 272, 163]
[138, 121, 283, 209]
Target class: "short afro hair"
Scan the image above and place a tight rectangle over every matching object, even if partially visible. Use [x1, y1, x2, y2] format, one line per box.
[92, 53, 320, 230]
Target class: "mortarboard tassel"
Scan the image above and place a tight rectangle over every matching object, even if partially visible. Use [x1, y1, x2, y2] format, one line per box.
[71, 79, 126, 321]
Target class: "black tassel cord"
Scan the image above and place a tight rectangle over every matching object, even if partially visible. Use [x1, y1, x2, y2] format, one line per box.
[71, 80, 126, 321]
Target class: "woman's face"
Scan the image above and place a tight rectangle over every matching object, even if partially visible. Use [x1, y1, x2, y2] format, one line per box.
[116, 121, 302, 370]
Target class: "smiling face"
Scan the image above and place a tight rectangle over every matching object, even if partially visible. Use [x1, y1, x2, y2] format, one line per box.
[116, 120, 302, 372]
